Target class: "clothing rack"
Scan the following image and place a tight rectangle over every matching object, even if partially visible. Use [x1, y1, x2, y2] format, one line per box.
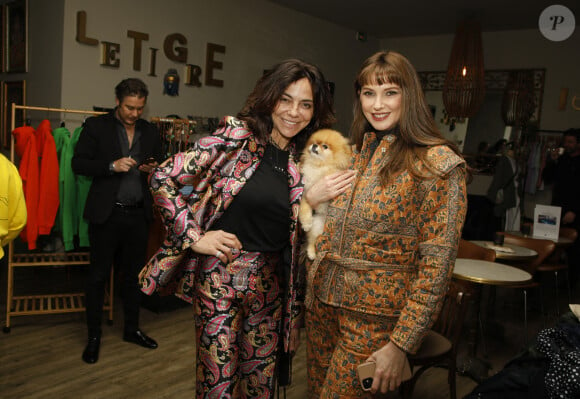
[150, 116, 193, 123]
[9, 104, 106, 160]
[151, 116, 198, 158]
[4, 103, 112, 333]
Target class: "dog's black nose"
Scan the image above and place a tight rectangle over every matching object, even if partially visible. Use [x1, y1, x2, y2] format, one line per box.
[311, 144, 319, 154]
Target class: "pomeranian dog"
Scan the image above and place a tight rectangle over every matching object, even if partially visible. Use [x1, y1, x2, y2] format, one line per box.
[299, 129, 352, 260]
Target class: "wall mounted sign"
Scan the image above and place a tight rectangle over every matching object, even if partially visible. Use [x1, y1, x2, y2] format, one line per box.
[75, 10, 226, 88]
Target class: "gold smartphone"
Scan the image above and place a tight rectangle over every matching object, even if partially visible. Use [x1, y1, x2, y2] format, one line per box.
[357, 358, 412, 391]
[357, 361, 376, 391]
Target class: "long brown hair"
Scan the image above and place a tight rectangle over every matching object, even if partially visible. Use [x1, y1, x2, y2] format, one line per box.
[237, 59, 336, 152]
[351, 51, 462, 184]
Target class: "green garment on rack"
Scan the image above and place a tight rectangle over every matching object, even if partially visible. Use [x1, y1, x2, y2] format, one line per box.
[71, 126, 91, 248]
[53, 126, 78, 251]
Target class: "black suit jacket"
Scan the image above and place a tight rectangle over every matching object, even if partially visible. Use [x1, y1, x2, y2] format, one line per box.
[72, 111, 162, 224]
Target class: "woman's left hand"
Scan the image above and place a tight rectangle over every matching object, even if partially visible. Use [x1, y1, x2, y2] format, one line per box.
[366, 341, 407, 394]
[289, 327, 301, 355]
[304, 170, 356, 209]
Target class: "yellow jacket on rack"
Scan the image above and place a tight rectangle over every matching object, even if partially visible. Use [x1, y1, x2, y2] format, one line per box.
[0, 153, 27, 258]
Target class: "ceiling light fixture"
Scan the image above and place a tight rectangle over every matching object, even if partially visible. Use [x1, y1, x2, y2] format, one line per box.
[442, 19, 485, 118]
[501, 70, 536, 127]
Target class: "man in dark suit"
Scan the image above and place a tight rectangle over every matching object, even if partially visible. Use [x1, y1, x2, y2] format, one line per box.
[543, 128, 580, 287]
[72, 78, 162, 364]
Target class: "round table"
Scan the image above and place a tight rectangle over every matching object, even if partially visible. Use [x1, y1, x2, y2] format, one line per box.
[469, 240, 538, 261]
[454, 258, 532, 286]
[453, 258, 532, 381]
[505, 230, 574, 246]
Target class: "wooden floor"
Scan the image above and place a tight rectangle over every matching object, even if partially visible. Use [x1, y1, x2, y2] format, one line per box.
[1, 263, 578, 398]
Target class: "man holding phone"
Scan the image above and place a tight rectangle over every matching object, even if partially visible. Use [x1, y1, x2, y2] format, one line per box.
[543, 128, 580, 286]
[72, 78, 162, 364]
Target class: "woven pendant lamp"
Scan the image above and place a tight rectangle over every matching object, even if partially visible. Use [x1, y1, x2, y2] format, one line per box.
[443, 19, 485, 118]
[501, 70, 536, 127]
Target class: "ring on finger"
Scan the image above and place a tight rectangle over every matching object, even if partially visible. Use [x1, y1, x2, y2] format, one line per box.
[216, 250, 223, 258]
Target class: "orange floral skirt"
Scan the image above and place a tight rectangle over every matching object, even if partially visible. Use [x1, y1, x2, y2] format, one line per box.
[306, 296, 398, 398]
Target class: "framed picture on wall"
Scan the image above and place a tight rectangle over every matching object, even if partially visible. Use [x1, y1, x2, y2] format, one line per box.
[2, 80, 26, 149]
[5, 0, 27, 73]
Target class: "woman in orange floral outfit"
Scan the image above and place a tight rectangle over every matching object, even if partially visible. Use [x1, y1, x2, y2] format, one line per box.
[304, 51, 468, 398]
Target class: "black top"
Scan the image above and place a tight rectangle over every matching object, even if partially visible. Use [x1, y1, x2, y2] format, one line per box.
[543, 153, 580, 225]
[212, 144, 291, 252]
[376, 125, 399, 142]
[114, 117, 144, 205]
[370, 125, 399, 156]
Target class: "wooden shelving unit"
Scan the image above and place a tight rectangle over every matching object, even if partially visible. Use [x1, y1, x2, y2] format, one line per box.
[4, 250, 114, 332]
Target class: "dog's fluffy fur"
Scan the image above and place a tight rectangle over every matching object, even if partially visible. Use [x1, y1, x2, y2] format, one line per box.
[299, 129, 352, 260]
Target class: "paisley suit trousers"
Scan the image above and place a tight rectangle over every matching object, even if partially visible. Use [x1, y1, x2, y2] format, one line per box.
[194, 251, 283, 399]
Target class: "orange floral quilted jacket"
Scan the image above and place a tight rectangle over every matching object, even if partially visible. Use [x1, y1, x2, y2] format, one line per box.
[307, 132, 467, 354]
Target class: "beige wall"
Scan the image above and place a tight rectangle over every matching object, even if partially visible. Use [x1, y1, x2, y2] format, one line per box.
[6, 2, 579, 151]
[381, 29, 580, 131]
[0, 0, 65, 127]
[52, 0, 377, 132]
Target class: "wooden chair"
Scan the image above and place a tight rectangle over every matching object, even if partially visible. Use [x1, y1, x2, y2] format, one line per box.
[535, 227, 578, 314]
[499, 233, 556, 336]
[401, 279, 472, 399]
[457, 239, 496, 262]
[500, 233, 556, 276]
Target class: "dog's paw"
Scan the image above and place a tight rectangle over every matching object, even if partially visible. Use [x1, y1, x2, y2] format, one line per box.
[298, 212, 312, 232]
[307, 245, 316, 260]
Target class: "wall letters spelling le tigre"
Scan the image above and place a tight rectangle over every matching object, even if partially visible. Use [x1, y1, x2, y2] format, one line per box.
[75, 10, 226, 88]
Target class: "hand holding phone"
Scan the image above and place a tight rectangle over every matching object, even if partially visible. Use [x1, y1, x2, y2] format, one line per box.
[357, 357, 412, 392]
[357, 361, 376, 391]
[140, 156, 156, 166]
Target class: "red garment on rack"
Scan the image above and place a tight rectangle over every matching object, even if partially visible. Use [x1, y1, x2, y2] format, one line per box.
[35, 120, 60, 235]
[12, 125, 40, 249]
[11, 121, 60, 249]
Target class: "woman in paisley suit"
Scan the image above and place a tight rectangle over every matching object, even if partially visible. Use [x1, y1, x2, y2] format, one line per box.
[304, 50, 468, 397]
[139, 59, 350, 398]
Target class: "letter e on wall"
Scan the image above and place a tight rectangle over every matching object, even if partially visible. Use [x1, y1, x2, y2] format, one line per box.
[205, 43, 225, 87]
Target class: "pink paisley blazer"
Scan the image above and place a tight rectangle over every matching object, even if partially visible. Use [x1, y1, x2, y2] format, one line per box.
[307, 132, 467, 354]
[139, 116, 305, 349]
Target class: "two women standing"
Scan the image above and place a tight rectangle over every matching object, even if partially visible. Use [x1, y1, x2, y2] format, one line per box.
[140, 50, 467, 398]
